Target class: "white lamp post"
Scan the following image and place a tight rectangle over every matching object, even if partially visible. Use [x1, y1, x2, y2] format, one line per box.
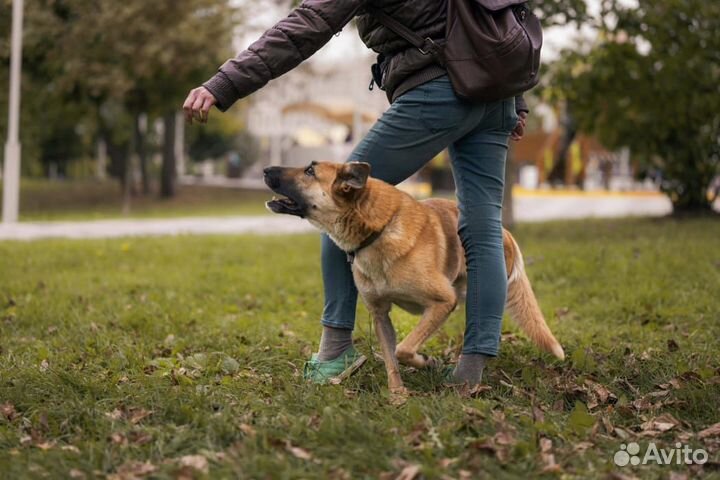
[2, 0, 24, 224]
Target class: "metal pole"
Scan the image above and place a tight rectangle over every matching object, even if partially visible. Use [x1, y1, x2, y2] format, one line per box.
[3, 0, 24, 224]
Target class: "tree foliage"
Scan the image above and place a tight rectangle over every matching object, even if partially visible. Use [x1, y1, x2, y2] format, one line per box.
[548, 0, 720, 212]
[1, 0, 242, 192]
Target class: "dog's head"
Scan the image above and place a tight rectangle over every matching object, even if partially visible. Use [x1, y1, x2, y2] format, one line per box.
[264, 161, 371, 227]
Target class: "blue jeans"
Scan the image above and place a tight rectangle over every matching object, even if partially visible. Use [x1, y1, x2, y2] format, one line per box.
[321, 75, 516, 357]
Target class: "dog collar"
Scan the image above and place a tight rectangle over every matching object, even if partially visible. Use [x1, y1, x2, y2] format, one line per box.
[346, 229, 384, 265]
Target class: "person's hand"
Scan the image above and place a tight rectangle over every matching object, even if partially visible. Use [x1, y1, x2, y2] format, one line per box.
[183, 87, 217, 124]
[511, 111, 528, 142]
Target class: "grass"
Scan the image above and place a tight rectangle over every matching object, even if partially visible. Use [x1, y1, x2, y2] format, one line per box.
[1, 218, 719, 479]
[5, 179, 270, 221]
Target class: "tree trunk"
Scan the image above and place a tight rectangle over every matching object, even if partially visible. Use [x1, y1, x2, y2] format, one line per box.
[135, 113, 150, 195]
[161, 112, 177, 198]
[548, 103, 577, 186]
[664, 149, 716, 215]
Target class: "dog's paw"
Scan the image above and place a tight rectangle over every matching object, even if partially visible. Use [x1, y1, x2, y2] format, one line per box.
[389, 386, 409, 406]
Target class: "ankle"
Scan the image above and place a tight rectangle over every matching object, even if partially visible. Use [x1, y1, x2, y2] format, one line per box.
[317, 325, 354, 361]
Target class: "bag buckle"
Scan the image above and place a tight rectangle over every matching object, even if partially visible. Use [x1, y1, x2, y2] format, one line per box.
[418, 37, 440, 55]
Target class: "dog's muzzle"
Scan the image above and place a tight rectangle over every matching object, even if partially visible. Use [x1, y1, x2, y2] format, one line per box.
[264, 167, 307, 217]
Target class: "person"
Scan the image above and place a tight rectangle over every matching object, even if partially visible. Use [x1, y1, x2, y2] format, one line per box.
[183, 0, 529, 387]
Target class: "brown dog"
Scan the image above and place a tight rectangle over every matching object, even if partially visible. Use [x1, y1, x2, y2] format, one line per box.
[264, 161, 564, 394]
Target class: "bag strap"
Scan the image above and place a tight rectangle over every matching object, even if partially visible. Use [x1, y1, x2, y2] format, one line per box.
[366, 6, 443, 58]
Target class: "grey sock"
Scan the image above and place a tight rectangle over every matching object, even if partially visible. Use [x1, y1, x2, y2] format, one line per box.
[452, 353, 491, 385]
[316, 326, 354, 361]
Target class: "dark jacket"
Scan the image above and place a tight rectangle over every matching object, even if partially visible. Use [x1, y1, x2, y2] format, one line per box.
[204, 0, 528, 113]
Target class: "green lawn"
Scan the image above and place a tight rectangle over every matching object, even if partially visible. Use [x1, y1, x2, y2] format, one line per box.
[5, 179, 270, 221]
[1, 218, 719, 479]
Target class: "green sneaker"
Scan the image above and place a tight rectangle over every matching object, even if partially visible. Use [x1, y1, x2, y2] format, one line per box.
[303, 346, 367, 385]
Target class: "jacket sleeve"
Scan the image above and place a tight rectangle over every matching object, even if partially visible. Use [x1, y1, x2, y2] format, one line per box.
[204, 0, 367, 111]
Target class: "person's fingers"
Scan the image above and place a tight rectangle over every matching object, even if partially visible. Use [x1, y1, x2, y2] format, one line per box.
[191, 95, 205, 123]
[183, 90, 198, 124]
[199, 96, 215, 124]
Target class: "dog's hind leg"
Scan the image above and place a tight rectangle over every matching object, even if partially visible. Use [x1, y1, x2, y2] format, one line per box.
[396, 283, 457, 369]
[367, 301, 405, 394]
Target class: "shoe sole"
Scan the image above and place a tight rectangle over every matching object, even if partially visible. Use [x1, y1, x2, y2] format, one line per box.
[328, 354, 367, 385]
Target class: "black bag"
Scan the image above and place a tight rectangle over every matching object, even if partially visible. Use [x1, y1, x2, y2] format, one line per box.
[369, 0, 542, 102]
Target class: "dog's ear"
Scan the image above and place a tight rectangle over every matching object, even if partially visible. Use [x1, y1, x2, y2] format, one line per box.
[339, 162, 371, 192]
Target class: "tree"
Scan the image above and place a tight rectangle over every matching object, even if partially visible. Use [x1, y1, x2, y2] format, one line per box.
[548, 0, 720, 213]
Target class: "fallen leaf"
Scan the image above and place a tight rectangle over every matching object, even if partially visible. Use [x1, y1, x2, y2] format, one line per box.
[698, 422, 720, 439]
[239, 423, 256, 437]
[539, 437, 561, 473]
[128, 409, 152, 424]
[69, 469, 86, 479]
[0, 403, 17, 421]
[395, 464, 421, 480]
[178, 455, 209, 474]
[574, 441, 594, 452]
[106, 409, 124, 421]
[640, 413, 681, 436]
[286, 443, 313, 461]
[61, 445, 80, 453]
[568, 401, 595, 434]
[108, 461, 156, 480]
[669, 473, 688, 480]
[532, 405, 545, 423]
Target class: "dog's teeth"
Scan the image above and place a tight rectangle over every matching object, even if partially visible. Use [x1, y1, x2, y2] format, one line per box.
[272, 196, 278, 201]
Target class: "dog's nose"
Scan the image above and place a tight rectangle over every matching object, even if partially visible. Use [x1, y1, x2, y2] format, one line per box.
[263, 167, 280, 189]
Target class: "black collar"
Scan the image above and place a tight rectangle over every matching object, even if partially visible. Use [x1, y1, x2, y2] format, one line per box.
[346, 229, 384, 264]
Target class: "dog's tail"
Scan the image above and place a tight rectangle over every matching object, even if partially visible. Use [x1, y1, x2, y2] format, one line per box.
[505, 232, 565, 360]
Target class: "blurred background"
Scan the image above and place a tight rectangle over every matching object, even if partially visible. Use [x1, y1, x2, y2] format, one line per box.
[0, 0, 718, 231]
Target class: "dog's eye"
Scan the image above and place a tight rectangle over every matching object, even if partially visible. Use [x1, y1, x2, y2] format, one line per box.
[304, 165, 315, 177]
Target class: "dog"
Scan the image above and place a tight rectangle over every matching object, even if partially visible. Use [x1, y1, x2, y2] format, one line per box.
[264, 161, 564, 394]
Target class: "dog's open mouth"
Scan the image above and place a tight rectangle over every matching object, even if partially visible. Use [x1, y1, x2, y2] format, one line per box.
[266, 195, 305, 216]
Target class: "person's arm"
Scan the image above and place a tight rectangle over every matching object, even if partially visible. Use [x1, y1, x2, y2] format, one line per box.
[206, 0, 366, 113]
[511, 95, 529, 142]
[514, 94, 529, 115]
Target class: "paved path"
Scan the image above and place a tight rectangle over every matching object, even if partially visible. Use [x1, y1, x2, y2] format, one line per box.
[0, 193, 676, 241]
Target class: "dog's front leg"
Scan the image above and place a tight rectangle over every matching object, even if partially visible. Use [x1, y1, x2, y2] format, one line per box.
[367, 301, 406, 395]
[396, 285, 457, 369]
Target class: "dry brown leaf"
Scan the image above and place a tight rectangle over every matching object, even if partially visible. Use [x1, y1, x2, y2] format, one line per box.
[128, 408, 152, 424]
[106, 409, 124, 421]
[601, 416, 614, 435]
[239, 423, 256, 437]
[109, 433, 127, 446]
[69, 469, 86, 479]
[698, 422, 720, 439]
[0, 402, 17, 421]
[108, 461, 156, 480]
[494, 430, 515, 446]
[539, 437, 552, 453]
[395, 464, 422, 480]
[35, 441, 55, 451]
[669, 472, 688, 480]
[178, 455, 209, 474]
[532, 405, 545, 423]
[462, 405, 485, 420]
[574, 441, 594, 452]
[61, 445, 81, 453]
[286, 443, 313, 461]
[640, 413, 681, 436]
